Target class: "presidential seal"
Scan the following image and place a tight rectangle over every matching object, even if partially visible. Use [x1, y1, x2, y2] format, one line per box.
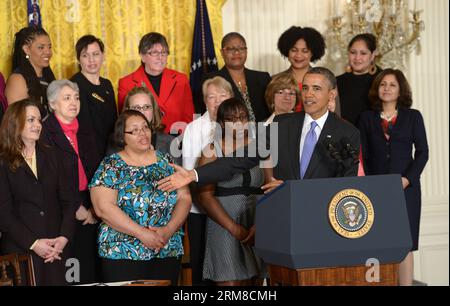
[328, 189, 374, 239]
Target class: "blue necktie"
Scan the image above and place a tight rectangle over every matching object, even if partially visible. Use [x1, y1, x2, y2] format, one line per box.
[300, 121, 318, 179]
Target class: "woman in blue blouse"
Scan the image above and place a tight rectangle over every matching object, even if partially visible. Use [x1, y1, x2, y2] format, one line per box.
[89, 110, 191, 284]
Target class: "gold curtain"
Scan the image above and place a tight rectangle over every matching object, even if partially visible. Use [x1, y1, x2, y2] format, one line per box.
[0, 0, 226, 95]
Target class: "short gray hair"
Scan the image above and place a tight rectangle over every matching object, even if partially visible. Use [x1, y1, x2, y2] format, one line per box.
[47, 79, 79, 111]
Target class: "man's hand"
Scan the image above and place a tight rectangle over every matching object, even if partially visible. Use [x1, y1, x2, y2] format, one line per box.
[401, 177, 410, 189]
[157, 163, 196, 192]
[261, 177, 284, 194]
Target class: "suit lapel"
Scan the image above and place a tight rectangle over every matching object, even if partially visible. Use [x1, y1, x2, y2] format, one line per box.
[35, 145, 46, 183]
[388, 108, 404, 141]
[133, 66, 157, 100]
[289, 113, 304, 179]
[45, 114, 76, 155]
[244, 68, 257, 103]
[158, 69, 177, 106]
[221, 68, 243, 100]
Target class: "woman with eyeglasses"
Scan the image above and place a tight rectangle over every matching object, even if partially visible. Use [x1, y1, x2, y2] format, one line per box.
[41, 80, 102, 284]
[263, 72, 300, 126]
[118, 32, 194, 135]
[90, 110, 191, 284]
[108, 86, 180, 164]
[203, 32, 271, 125]
[71, 35, 118, 158]
[197, 98, 265, 286]
[359, 69, 429, 286]
[182, 76, 234, 285]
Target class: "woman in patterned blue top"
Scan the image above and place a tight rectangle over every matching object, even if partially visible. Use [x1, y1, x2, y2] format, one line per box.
[89, 110, 191, 284]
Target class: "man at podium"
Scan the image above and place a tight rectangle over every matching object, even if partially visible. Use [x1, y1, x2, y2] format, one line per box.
[158, 67, 360, 191]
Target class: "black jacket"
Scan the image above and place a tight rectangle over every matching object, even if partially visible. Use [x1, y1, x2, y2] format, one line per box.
[41, 113, 102, 208]
[197, 111, 360, 184]
[0, 145, 78, 285]
[200, 67, 271, 121]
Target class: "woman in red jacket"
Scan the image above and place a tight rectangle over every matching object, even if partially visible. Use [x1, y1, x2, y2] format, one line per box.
[118, 32, 194, 135]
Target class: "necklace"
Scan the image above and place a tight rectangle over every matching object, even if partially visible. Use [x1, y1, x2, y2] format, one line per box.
[381, 110, 398, 121]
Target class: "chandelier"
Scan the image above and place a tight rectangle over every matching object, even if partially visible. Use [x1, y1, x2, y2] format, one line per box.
[327, 0, 425, 70]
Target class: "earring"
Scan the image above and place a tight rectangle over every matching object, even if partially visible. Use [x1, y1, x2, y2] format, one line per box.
[369, 62, 377, 75]
[25, 54, 30, 59]
[345, 64, 352, 73]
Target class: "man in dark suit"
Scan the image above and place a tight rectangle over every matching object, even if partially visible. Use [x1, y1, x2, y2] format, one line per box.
[158, 67, 360, 191]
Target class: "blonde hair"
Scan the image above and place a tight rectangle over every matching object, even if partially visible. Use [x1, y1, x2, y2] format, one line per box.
[202, 76, 234, 101]
[265, 72, 300, 112]
[123, 86, 164, 132]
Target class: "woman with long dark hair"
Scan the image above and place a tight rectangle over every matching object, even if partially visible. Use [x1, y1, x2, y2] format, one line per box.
[0, 99, 77, 285]
[359, 69, 429, 285]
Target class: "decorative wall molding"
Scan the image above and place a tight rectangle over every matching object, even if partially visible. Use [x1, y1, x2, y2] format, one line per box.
[223, 0, 449, 286]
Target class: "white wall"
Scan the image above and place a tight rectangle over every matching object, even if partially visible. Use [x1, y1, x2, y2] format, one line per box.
[222, 0, 449, 286]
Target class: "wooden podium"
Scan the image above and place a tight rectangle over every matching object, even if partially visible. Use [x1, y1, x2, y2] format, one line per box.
[268, 263, 398, 286]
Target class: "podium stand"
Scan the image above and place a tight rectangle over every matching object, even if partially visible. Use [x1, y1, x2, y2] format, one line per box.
[254, 175, 412, 286]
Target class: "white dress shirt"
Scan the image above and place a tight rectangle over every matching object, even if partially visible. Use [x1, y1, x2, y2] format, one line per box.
[182, 111, 216, 214]
[299, 111, 329, 161]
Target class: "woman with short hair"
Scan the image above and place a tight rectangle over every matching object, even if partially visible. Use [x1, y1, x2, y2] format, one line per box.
[90, 110, 191, 284]
[71, 35, 117, 157]
[276, 26, 326, 112]
[41, 79, 102, 284]
[118, 32, 194, 135]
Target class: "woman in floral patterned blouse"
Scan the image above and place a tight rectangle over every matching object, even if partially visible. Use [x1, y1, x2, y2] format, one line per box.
[89, 110, 191, 285]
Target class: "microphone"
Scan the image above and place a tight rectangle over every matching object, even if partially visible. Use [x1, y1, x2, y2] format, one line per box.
[323, 138, 343, 163]
[340, 137, 359, 164]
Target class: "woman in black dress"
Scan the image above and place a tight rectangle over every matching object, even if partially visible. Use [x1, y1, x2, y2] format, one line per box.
[71, 35, 117, 157]
[359, 69, 429, 285]
[5, 26, 56, 118]
[337, 33, 381, 126]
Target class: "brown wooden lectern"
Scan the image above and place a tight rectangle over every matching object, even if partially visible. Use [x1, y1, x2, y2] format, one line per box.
[268, 263, 398, 286]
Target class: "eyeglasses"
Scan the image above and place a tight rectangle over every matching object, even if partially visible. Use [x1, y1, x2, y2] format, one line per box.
[146, 50, 169, 57]
[223, 114, 249, 122]
[129, 104, 152, 112]
[124, 126, 151, 136]
[275, 90, 297, 98]
[223, 47, 247, 54]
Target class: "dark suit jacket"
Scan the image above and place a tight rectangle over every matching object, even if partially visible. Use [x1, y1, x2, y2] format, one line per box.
[358, 108, 428, 250]
[0, 145, 78, 285]
[201, 67, 271, 121]
[41, 113, 102, 208]
[358, 108, 428, 183]
[197, 111, 360, 184]
[118, 66, 194, 134]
